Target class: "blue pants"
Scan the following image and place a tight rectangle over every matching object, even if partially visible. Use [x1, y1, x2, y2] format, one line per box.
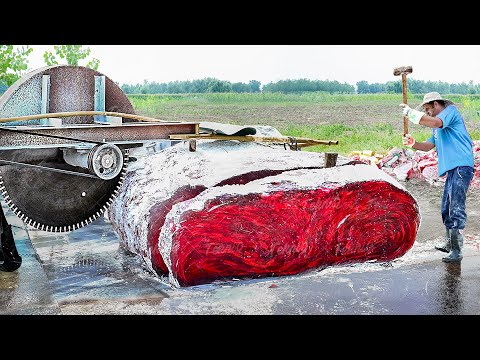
[441, 166, 474, 230]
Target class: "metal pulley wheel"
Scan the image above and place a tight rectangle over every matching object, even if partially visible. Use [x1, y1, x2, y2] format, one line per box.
[89, 143, 124, 180]
[62, 143, 124, 180]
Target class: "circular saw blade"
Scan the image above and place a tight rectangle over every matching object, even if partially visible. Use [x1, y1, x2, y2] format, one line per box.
[0, 151, 128, 232]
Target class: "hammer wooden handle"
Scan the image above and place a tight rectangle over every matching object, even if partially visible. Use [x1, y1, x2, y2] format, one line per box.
[402, 73, 408, 135]
[394, 65, 413, 136]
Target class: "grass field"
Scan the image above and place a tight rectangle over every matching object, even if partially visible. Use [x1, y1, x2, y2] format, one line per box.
[129, 93, 480, 156]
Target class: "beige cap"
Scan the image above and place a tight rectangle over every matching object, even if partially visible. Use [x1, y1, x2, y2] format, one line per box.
[415, 92, 454, 110]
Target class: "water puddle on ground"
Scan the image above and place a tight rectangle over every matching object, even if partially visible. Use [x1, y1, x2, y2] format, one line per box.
[404, 178, 480, 244]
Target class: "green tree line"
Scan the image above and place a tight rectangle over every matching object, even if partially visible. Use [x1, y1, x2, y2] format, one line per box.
[120, 78, 261, 94]
[120, 78, 480, 95]
[356, 79, 480, 95]
[120, 78, 355, 94]
[4, 75, 480, 95]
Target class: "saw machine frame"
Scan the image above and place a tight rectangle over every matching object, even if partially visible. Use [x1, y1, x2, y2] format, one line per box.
[0, 118, 199, 232]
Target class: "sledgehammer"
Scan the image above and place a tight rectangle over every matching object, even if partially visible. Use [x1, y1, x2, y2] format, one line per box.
[393, 65, 413, 135]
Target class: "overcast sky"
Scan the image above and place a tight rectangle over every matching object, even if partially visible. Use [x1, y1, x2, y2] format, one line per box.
[23, 45, 480, 87]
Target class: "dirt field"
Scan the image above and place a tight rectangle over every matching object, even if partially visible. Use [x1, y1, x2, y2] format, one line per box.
[135, 98, 471, 133]
[136, 99, 392, 128]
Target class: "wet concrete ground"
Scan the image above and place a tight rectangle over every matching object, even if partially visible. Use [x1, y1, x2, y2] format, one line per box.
[1, 179, 480, 315]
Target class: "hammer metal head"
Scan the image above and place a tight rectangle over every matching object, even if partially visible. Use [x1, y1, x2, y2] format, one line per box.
[393, 66, 413, 76]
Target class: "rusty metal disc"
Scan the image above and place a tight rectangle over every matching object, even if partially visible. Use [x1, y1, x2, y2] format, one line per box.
[0, 65, 135, 125]
[0, 65, 134, 232]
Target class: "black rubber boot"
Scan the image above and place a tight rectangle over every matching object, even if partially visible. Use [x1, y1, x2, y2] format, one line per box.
[435, 228, 451, 253]
[0, 224, 22, 272]
[442, 229, 463, 263]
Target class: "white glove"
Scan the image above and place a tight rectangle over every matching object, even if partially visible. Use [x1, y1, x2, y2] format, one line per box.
[402, 134, 415, 148]
[400, 104, 424, 124]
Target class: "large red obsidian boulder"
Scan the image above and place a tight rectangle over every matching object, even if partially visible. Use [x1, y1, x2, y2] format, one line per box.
[108, 141, 420, 287]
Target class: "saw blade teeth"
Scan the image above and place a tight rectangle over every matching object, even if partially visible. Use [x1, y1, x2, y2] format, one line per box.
[0, 149, 127, 234]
